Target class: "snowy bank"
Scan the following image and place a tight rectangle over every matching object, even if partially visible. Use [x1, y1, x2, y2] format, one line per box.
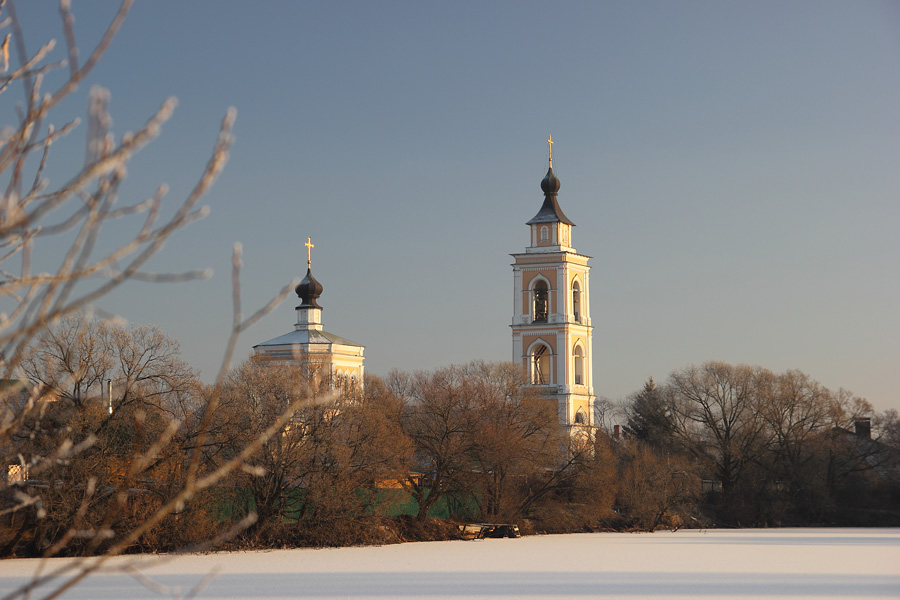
[1, 528, 898, 599]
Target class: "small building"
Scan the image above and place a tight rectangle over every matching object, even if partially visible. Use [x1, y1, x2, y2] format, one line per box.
[253, 239, 364, 390]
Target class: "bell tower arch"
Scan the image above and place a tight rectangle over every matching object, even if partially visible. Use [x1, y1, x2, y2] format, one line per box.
[511, 137, 594, 427]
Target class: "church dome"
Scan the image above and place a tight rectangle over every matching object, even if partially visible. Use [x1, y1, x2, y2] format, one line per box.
[295, 268, 323, 308]
[528, 165, 574, 226]
[540, 166, 561, 195]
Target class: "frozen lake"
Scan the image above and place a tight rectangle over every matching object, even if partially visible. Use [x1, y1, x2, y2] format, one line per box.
[1, 528, 898, 599]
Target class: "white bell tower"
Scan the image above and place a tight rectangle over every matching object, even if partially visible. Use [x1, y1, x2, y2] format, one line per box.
[511, 137, 594, 427]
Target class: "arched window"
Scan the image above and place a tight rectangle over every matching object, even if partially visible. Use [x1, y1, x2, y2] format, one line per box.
[532, 280, 548, 323]
[531, 344, 551, 384]
[575, 409, 587, 425]
[572, 279, 581, 322]
[573, 344, 584, 385]
[540, 226, 549, 242]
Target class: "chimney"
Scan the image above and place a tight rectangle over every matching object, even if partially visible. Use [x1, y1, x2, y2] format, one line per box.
[613, 425, 622, 440]
[854, 418, 871, 440]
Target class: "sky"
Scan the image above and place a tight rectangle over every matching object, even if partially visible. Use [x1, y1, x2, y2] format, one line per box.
[6, 1, 900, 411]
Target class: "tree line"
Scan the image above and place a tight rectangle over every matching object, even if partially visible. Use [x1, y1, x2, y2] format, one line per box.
[3, 316, 899, 559]
[621, 363, 900, 528]
[1, 316, 613, 554]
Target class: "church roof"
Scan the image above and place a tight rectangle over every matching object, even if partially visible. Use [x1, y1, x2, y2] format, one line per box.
[526, 166, 575, 226]
[254, 328, 364, 349]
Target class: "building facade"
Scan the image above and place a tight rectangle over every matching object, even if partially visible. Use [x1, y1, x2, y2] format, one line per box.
[511, 143, 594, 426]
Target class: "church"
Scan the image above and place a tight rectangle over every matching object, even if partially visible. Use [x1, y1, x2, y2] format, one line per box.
[253, 238, 365, 389]
[254, 139, 594, 426]
[511, 137, 595, 428]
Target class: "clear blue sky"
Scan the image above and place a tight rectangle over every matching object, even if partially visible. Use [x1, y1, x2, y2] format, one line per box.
[9, 1, 900, 411]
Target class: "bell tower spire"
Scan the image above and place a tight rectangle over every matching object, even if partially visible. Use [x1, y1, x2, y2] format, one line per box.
[527, 134, 575, 252]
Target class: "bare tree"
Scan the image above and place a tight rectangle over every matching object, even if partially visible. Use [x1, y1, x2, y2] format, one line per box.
[18, 316, 113, 407]
[213, 360, 324, 530]
[616, 443, 699, 532]
[3, 315, 208, 558]
[211, 361, 412, 543]
[659, 362, 888, 525]
[395, 365, 474, 521]
[462, 361, 560, 520]
[19, 316, 196, 414]
[875, 409, 900, 450]
[343, 374, 412, 511]
[397, 361, 600, 525]
[107, 322, 196, 413]
[0, 2, 298, 597]
[666, 361, 766, 517]
[513, 428, 612, 528]
[753, 369, 835, 521]
[591, 395, 619, 435]
[0, 3, 233, 374]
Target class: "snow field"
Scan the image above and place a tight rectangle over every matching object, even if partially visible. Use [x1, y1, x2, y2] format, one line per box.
[0, 528, 897, 599]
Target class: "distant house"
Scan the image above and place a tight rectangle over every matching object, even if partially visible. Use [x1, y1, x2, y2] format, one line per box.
[832, 418, 900, 482]
[1, 379, 60, 484]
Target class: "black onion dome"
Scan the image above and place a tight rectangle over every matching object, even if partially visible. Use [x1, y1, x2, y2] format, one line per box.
[540, 166, 561, 194]
[295, 268, 323, 309]
[527, 166, 575, 226]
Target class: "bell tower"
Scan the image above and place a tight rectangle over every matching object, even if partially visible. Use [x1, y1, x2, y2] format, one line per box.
[511, 137, 594, 427]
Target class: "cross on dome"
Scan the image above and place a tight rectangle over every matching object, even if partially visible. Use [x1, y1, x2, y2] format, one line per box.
[547, 134, 553, 167]
[305, 237, 314, 269]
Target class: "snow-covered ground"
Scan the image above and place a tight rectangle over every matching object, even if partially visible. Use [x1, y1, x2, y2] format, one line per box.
[1, 528, 898, 599]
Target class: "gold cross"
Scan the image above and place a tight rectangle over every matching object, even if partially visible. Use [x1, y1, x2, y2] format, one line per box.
[305, 237, 314, 268]
[547, 134, 553, 167]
